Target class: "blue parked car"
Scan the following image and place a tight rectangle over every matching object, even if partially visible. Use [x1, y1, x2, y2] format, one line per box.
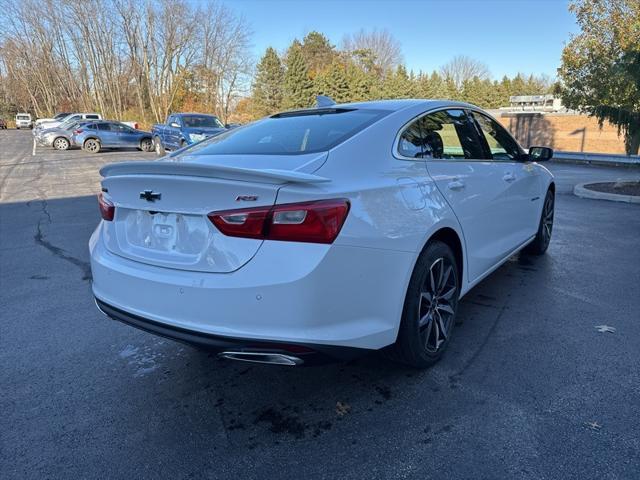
[151, 113, 227, 155]
[72, 121, 154, 154]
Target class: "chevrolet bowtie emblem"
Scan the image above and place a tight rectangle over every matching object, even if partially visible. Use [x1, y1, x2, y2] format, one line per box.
[140, 190, 161, 202]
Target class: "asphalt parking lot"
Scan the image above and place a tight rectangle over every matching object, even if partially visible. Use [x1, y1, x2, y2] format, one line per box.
[1, 129, 639, 479]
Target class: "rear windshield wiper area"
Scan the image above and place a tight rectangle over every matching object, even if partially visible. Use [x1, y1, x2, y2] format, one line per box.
[271, 108, 355, 118]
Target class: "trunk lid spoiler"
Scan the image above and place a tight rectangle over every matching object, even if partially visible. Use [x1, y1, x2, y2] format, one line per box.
[100, 153, 331, 185]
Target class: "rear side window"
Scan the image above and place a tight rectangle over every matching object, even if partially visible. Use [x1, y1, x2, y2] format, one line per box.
[97, 123, 111, 131]
[397, 109, 484, 160]
[185, 108, 390, 156]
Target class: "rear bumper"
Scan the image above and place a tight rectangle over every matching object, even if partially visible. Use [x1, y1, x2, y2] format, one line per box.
[95, 298, 365, 364]
[90, 222, 414, 351]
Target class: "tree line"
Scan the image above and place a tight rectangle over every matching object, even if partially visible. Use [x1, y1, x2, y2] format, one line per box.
[248, 31, 553, 119]
[0, 0, 551, 126]
[0, 0, 252, 124]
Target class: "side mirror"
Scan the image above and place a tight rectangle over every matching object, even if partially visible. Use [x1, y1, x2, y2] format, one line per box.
[528, 146, 553, 162]
[170, 122, 180, 128]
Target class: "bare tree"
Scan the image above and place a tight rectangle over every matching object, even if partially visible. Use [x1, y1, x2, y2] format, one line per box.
[0, 0, 253, 124]
[342, 28, 403, 76]
[440, 55, 490, 90]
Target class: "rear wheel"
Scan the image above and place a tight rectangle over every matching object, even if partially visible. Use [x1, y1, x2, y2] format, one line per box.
[53, 137, 70, 150]
[83, 138, 101, 153]
[140, 138, 153, 152]
[388, 241, 460, 368]
[154, 136, 165, 156]
[525, 188, 554, 255]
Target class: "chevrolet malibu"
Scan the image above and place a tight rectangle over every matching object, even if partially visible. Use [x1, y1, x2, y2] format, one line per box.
[90, 99, 554, 368]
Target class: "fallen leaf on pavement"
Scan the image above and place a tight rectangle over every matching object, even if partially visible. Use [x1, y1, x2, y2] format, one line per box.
[584, 421, 602, 431]
[594, 325, 616, 333]
[336, 401, 351, 416]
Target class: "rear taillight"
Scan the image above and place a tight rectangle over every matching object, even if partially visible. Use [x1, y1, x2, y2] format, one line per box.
[208, 199, 350, 244]
[74, 129, 83, 134]
[98, 193, 115, 221]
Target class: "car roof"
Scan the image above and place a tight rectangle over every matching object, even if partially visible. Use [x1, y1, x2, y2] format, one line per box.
[277, 99, 480, 115]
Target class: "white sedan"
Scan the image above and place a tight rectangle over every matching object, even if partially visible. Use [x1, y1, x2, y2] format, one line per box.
[90, 99, 554, 368]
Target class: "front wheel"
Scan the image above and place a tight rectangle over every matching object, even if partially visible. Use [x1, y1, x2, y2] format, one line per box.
[154, 136, 165, 156]
[83, 138, 101, 153]
[387, 241, 460, 368]
[140, 138, 153, 152]
[53, 137, 70, 150]
[525, 188, 554, 255]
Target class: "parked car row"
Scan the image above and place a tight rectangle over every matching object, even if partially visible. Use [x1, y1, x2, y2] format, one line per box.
[19, 110, 234, 153]
[35, 119, 153, 153]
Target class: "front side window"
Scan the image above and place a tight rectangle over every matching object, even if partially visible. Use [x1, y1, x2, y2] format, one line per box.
[184, 108, 389, 156]
[397, 109, 484, 160]
[471, 112, 522, 161]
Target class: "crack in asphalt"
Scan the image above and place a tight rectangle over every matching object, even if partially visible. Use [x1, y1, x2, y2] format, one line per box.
[33, 199, 92, 282]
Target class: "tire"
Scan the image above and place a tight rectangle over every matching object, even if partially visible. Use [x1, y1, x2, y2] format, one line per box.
[524, 188, 554, 255]
[140, 137, 153, 152]
[83, 138, 101, 154]
[154, 136, 165, 156]
[52, 137, 70, 151]
[387, 240, 460, 368]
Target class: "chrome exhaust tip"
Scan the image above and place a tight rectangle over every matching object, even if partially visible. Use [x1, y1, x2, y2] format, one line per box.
[218, 351, 303, 366]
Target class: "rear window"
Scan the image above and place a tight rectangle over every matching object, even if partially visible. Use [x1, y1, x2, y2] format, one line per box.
[185, 108, 389, 156]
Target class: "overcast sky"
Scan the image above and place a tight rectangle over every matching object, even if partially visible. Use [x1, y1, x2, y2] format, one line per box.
[226, 0, 579, 79]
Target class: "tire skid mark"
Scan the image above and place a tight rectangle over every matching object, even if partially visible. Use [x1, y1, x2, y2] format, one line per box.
[450, 303, 508, 383]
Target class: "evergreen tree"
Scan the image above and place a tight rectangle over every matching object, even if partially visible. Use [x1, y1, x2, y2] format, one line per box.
[380, 65, 415, 99]
[345, 61, 374, 101]
[301, 31, 336, 77]
[283, 41, 314, 109]
[252, 47, 285, 117]
[315, 60, 350, 103]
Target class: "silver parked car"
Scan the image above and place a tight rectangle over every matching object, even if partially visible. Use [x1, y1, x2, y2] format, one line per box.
[36, 119, 98, 150]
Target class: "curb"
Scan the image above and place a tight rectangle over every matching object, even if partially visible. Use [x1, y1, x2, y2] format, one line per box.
[551, 157, 640, 168]
[574, 182, 640, 204]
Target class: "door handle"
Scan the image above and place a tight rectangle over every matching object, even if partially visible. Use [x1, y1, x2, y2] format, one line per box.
[503, 172, 516, 182]
[447, 179, 465, 190]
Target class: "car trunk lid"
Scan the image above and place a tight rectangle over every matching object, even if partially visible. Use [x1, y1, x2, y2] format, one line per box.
[99, 153, 328, 273]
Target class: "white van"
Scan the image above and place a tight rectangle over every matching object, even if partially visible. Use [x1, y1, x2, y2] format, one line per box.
[16, 113, 33, 129]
